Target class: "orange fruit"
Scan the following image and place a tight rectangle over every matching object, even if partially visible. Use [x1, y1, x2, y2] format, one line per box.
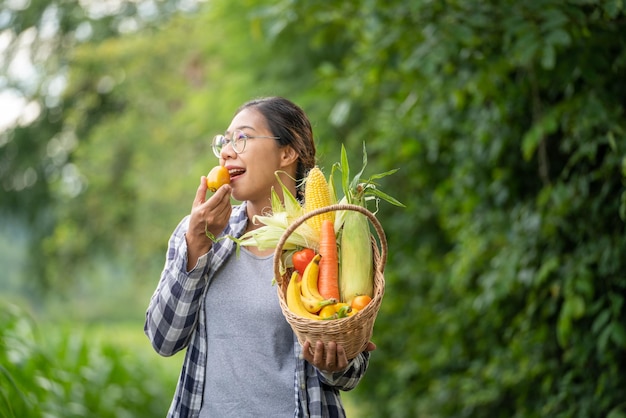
[351, 294, 372, 311]
[206, 166, 230, 192]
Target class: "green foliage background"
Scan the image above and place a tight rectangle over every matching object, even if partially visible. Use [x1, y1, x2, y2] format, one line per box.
[1, 0, 626, 416]
[0, 305, 176, 417]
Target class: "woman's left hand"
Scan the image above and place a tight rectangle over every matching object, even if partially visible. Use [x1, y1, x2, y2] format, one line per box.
[302, 340, 349, 373]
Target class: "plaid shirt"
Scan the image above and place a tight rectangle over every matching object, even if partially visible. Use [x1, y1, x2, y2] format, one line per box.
[144, 202, 370, 418]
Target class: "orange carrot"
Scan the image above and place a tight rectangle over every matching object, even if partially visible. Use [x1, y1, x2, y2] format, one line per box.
[317, 219, 340, 300]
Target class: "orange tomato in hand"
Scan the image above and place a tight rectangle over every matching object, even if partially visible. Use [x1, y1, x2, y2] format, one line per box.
[351, 294, 372, 311]
[206, 166, 230, 192]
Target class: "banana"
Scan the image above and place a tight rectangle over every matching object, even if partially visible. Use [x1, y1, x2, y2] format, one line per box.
[286, 272, 321, 320]
[300, 254, 323, 301]
[300, 294, 338, 314]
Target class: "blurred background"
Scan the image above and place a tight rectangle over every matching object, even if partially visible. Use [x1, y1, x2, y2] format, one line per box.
[1, 0, 625, 417]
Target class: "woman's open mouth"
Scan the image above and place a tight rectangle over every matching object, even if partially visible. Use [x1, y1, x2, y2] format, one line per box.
[228, 168, 245, 181]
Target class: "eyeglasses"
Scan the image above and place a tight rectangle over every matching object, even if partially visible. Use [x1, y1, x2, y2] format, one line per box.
[212, 129, 280, 158]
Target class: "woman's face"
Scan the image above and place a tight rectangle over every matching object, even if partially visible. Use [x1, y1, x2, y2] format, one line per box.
[218, 107, 295, 204]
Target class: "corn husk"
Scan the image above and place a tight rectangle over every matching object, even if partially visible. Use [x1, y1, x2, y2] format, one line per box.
[339, 209, 373, 304]
[333, 143, 404, 303]
[239, 172, 320, 251]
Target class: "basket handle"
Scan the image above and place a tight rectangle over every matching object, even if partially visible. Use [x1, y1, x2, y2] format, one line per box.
[272, 203, 388, 286]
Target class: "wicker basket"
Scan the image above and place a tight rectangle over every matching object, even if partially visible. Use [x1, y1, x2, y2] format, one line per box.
[273, 203, 387, 360]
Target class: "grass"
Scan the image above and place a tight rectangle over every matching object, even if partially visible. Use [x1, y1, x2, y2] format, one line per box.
[88, 321, 184, 382]
[0, 308, 173, 417]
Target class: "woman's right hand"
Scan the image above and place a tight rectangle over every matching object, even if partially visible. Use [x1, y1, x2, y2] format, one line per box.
[185, 175, 232, 271]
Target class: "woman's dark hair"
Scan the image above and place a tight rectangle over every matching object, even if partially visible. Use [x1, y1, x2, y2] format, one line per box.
[237, 97, 316, 197]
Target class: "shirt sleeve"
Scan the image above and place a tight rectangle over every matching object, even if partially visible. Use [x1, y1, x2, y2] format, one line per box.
[316, 351, 371, 391]
[144, 216, 212, 357]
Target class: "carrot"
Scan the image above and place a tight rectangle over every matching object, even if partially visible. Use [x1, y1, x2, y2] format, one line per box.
[317, 219, 340, 300]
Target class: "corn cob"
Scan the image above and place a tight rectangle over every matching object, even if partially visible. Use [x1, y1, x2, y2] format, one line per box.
[304, 167, 335, 234]
[339, 210, 373, 304]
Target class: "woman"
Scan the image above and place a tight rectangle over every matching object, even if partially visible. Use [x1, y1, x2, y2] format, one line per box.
[144, 96, 374, 417]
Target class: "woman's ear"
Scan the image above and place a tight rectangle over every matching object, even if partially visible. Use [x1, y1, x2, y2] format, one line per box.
[280, 145, 299, 168]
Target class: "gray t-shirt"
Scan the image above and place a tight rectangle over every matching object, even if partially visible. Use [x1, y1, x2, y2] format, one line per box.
[200, 247, 295, 417]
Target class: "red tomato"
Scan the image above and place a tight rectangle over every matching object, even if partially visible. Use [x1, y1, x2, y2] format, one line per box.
[292, 248, 316, 274]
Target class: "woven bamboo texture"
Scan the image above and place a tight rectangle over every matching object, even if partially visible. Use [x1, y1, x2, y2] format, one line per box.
[273, 203, 387, 360]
